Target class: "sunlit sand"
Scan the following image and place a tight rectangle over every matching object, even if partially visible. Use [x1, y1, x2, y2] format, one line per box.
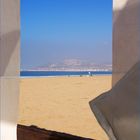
[18, 76, 111, 140]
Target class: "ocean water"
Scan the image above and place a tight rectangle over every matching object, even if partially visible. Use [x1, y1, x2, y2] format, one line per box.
[20, 71, 112, 77]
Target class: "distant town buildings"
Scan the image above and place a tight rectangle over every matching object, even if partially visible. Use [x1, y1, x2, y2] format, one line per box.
[27, 59, 112, 71]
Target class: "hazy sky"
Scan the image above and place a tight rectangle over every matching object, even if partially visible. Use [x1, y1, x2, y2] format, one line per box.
[21, 0, 112, 69]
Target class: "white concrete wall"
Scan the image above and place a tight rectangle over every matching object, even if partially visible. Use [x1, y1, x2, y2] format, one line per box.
[113, 0, 140, 85]
[0, 0, 20, 140]
[90, 1, 140, 140]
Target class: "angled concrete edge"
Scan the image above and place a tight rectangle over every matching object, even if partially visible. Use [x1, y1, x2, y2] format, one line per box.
[89, 93, 117, 140]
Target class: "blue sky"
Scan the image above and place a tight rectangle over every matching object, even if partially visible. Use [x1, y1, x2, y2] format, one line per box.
[21, 0, 112, 69]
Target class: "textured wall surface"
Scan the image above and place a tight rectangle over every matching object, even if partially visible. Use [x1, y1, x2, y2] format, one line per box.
[0, 0, 20, 140]
[90, 0, 140, 140]
[113, 0, 140, 85]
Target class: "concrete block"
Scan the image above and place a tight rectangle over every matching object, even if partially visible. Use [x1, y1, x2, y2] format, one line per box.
[0, 77, 19, 140]
[113, 0, 140, 85]
[0, 0, 20, 76]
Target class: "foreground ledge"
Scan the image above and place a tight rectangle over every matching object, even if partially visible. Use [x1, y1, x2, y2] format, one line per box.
[17, 125, 94, 140]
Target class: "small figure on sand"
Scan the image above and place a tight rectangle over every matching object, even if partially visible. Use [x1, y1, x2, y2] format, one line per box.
[88, 72, 92, 76]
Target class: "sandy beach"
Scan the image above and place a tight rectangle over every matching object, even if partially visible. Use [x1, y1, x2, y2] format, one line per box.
[18, 76, 111, 140]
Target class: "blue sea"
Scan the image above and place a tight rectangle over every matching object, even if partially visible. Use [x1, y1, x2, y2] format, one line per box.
[20, 71, 112, 77]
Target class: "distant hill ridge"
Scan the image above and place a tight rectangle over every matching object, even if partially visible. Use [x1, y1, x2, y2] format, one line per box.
[24, 59, 112, 71]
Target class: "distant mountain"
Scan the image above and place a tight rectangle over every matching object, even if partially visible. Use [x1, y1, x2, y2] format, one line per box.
[28, 59, 112, 71]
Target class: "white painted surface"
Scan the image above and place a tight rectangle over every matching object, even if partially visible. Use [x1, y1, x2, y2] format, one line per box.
[113, 0, 128, 10]
[0, 0, 20, 140]
[90, 0, 140, 140]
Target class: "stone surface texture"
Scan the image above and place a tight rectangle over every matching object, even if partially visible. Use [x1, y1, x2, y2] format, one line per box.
[0, 0, 20, 140]
[113, 0, 140, 85]
[90, 0, 140, 140]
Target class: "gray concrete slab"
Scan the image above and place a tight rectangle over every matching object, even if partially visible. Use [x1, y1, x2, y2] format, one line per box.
[113, 0, 140, 85]
[90, 62, 140, 140]
[0, 0, 20, 77]
[0, 0, 20, 140]
[90, 0, 140, 139]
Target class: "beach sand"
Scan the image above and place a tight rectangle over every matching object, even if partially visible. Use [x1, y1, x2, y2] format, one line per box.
[18, 76, 111, 140]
